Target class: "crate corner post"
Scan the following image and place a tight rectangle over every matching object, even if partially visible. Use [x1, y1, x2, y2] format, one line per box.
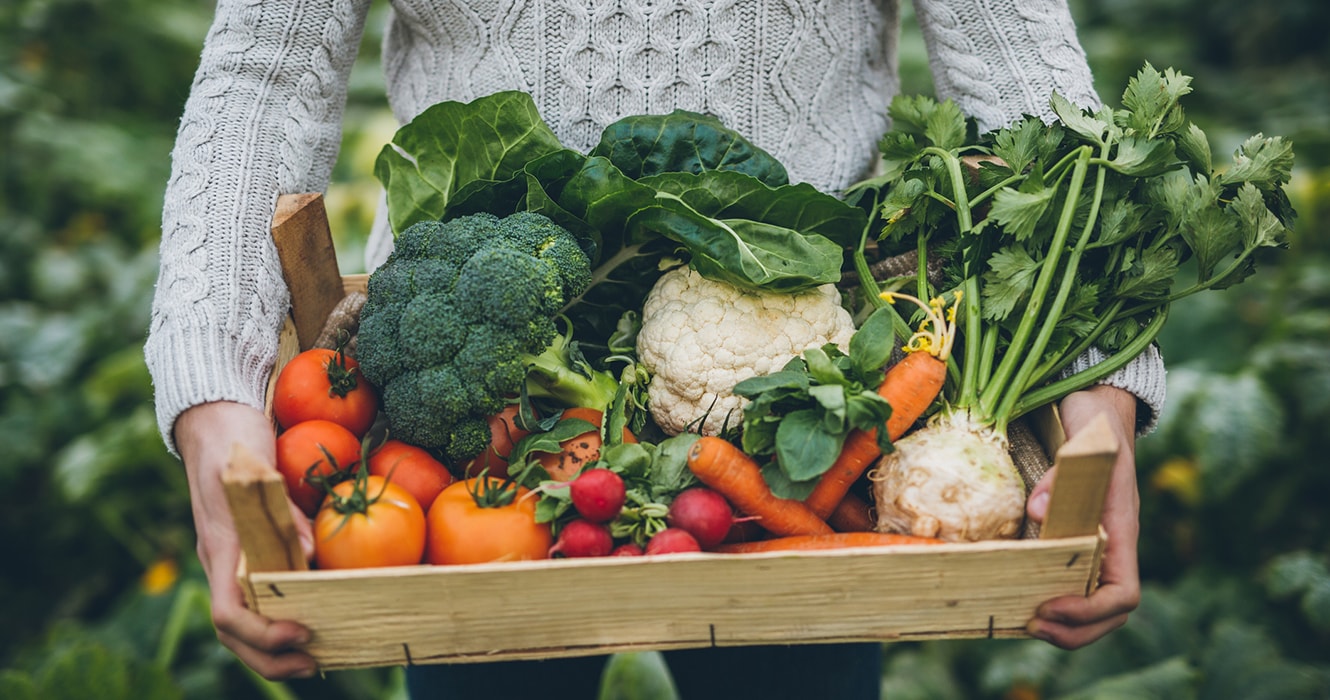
[271, 192, 345, 351]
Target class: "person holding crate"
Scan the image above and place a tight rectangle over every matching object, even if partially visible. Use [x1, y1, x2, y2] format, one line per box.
[147, 0, 1166, 695]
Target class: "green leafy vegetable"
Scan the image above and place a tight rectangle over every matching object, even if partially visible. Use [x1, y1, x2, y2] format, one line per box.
[853, 62, 1296, 433]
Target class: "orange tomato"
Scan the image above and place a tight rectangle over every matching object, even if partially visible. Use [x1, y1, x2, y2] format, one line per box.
[275, 419, 362, 517]
[368, 439, 454, 512]
[425, 478, 552, 565]
[314, 475, 426, 569]
[536, 407, 637, 481]
[272, 348, 379, 437]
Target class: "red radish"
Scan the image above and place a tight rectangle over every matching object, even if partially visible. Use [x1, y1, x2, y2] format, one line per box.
[548, 519, 614, 558]
[610, 543, 644, 557]
[645, 528, 701, 555]
[569, 468, 626, 523]
[667, 487, 737, 549]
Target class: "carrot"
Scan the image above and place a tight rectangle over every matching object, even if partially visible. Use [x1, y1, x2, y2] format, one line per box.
[803, 292, 957, 520]
[714, 532, 944, 554]
[686, 436, 833, 537]
[827, 492, 876, 533]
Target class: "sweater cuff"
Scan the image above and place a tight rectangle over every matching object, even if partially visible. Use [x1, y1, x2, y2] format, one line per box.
[145, 321, 279, 458]
[1059, 344, 1167, 436]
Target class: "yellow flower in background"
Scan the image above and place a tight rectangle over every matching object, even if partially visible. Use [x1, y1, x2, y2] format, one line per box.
[1150, 457, 1202, 507]
[140, 557, 180, 596]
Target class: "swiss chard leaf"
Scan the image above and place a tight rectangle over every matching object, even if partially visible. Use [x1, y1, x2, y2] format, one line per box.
[591, 110, 789, 186]
[643, 170, 866, 247]
[631, 201, 844, 293]
[374, 91, 565, 233]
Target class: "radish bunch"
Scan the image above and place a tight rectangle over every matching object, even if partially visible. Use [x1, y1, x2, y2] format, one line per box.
[547, 470, 741, 557]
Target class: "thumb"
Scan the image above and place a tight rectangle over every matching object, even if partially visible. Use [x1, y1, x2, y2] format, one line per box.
[289, 500, 316, 562]
[1026, 466, 1056, 522]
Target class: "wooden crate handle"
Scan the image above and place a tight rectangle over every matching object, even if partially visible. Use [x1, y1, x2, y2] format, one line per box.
[1039, 412, 1119, 540]
[272, 193, 345, 351]
[222, 443, 308, 573]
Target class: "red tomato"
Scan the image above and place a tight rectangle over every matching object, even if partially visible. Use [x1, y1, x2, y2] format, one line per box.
[425, 478, 552, 565]
[368, 439, 454, 512]
[275, 419, 362, 517]
[460, 404, 532, 480]
[314, 475, 426, 569]
[536, 407, 637, 481]
[272, 348, 379, 437]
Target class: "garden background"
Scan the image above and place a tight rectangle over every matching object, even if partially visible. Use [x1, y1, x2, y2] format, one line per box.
[2, 0, 1327, 697]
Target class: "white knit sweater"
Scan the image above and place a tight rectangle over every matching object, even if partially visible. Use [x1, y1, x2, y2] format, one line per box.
[146, 0, 1166, 453]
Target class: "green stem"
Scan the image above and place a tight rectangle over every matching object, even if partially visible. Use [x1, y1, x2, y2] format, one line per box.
[1032, 299, 1124, 387]
[968, 173, 1024, 210]
[977, 146, 1093, 423]
[922, 147, 981, 409]
[852, 192, 887, 311]
[993, 145, 1110, 431]
[1011, 306, 1169, 419]
[976, 323, 999, 395]
[851, 190, 916, 342]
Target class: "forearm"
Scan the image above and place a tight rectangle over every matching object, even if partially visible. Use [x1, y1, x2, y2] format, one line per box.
[913, 0, 1101, 132]
[146, 0, 373, 455]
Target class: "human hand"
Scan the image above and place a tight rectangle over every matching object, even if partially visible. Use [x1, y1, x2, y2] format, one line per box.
[175, 401, 318, 679]
[1025, 385, 1141, 649]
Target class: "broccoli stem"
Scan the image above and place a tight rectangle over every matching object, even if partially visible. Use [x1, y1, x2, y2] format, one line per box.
[522, 335, 623, 412]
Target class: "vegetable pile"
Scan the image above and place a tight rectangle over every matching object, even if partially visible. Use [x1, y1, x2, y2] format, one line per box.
[269, 62, 1295, 569]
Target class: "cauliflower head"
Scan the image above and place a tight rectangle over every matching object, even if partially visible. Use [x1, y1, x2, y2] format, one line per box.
[637, 266, 856, 436]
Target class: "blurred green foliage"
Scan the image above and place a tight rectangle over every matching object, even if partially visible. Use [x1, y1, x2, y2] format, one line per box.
[1, 0, 1327, 697]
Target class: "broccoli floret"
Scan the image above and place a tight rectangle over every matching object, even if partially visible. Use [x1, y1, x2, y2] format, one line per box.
[357, 211, 622, 462]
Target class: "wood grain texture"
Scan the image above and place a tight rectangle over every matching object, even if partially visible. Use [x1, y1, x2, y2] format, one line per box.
[1039, 413, 1119, 540]
[271, 193, 344, 350]
[223, 443, 307, 574]
[249, 535, 1103, 669]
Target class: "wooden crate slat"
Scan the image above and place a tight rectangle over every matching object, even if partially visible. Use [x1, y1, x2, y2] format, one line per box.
[248, 536, 1101, 669]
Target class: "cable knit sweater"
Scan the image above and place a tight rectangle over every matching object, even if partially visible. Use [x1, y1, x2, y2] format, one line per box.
[146, 0, 1167, 454]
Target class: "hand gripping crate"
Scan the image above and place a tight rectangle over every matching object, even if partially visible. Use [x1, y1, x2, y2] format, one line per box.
[222, 193, 1117, 671]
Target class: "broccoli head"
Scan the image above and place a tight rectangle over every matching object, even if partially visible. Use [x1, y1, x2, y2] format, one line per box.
[357, 211, 602, 462]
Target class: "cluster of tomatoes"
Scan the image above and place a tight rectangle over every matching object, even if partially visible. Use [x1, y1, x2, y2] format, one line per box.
[270, 347, 553, 570]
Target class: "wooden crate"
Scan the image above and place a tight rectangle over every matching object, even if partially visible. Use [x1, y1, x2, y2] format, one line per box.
[222, 194, 1118, 671]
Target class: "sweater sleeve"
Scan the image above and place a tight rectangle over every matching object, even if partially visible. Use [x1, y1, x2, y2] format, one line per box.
[913, 0, 1167, 433]
[145, 0, 373, 455]
[912, 0, 1101, 130]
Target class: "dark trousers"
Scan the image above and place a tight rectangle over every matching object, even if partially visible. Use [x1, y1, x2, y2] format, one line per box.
[405, 642, 883, 699]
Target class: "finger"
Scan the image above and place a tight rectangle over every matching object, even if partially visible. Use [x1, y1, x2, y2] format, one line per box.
[289, 500, 316, 562]
[217, 628, 318, 680]
[210, 576, 312, 654]
[1035, 579, 1140, 627]
[1026, 466, 1056, 522]
[1027, 611, 1130, 651]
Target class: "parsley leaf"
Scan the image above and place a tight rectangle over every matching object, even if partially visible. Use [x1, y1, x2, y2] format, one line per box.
[982, 245, 1041, 321]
